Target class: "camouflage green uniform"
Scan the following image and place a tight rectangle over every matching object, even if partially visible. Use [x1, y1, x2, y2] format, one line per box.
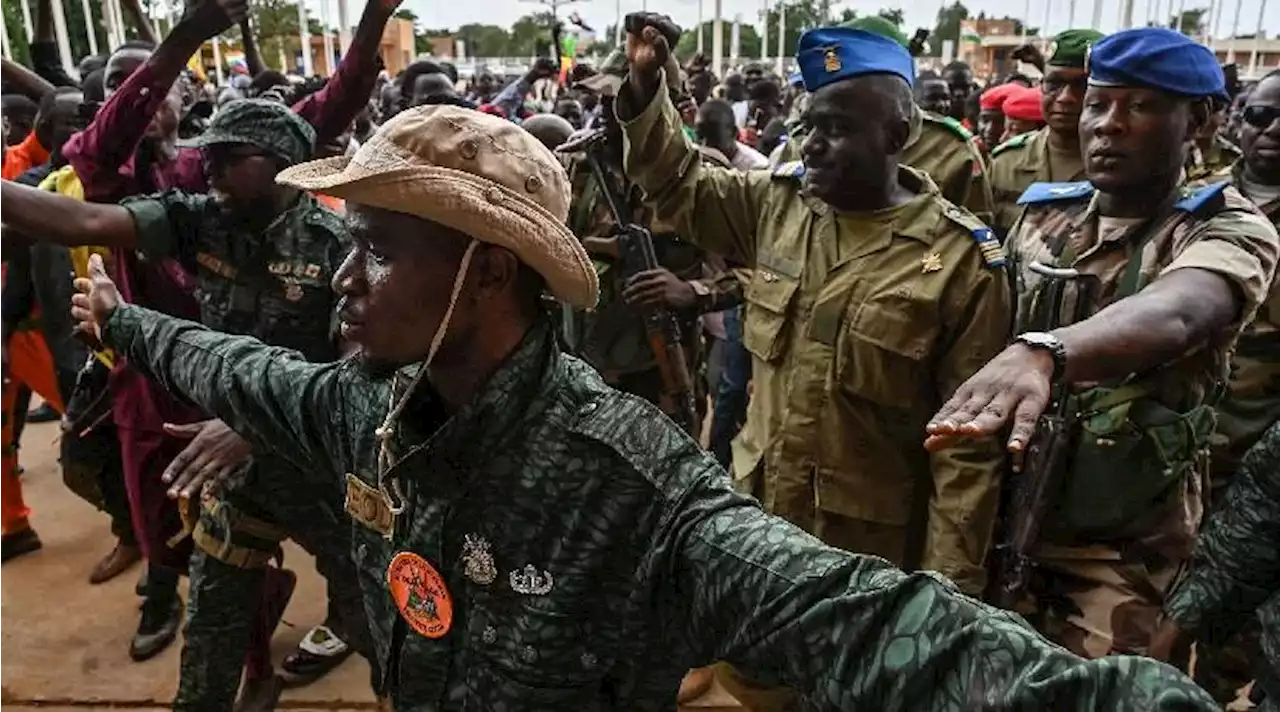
[121, 189, 370, 708]
[1189, 161, 1280, 704]
[99, 302, 1221, 711]
[1005, 178, 1280, 658]
[988, 127, 1088, 238]
[1164, 420, 1280, 711]
[772, 112, 996, 226]
[1186, 134, 1244, 183]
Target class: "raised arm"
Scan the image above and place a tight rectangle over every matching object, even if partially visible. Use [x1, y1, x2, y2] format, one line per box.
[1, 180, 138, 248]
[655, 460, 1218, 710]
[289, 0, 401, 147]
[237, 18, 266, 77]
[75, 261, 360, 479]
[120, 0, 160, 47]
[61, 0, 241, 199]
[0, 58, 57, 101]
[28, 0, 79, 88]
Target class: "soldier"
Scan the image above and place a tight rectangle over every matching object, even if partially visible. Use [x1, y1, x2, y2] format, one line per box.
[1, 101, 371, 711]
[1186, 97, 1243, 181]
[774, 17, 996, 225]
[926, 28, 1280, 658]
[976, 83, 1020, 153]
[68, 98, 1218, 712]
[988, 30, 1102, 238]
[1162, 67, 1280, 708]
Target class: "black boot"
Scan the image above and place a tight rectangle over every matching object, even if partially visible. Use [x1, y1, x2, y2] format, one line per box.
[131, 566, 184, 661]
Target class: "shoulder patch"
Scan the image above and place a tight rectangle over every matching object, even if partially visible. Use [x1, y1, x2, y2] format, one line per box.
[771, 160, 806, 179]
[1016, 180, 1095, 205]
[941, 205, 1006, 269]
[1175, 180, 1230, 214]
[990, 132, 1031, 157]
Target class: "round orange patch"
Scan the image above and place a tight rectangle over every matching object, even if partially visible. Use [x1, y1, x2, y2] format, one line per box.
[386, 551, 453, 639]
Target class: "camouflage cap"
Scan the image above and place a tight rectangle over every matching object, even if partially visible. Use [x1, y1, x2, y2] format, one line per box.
[180, 98, 316, 166]
[1047, 29, 1105, 68]
[839, 16, 909, 49]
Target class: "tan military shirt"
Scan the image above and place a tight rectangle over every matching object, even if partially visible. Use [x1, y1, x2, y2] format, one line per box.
[772, 112, 996, 227]
[989, 127, 1087, 238]
[1007, 179, 1280, 560]
[619, 76, 1012, 594]
[1210, 163, 1280, 480]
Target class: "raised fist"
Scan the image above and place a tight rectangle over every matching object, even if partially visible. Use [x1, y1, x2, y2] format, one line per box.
[624, 13, 681, 86]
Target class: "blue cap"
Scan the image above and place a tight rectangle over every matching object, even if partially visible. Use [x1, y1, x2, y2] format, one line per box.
[1086, 27, 1226, 100]
[796, 27, 915, 93]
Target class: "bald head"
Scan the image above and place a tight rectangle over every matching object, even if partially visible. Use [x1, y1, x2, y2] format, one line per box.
[522, 114, 575, 152]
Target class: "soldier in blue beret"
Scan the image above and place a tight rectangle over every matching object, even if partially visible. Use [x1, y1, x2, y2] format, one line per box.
[927, 25, 1280, 661]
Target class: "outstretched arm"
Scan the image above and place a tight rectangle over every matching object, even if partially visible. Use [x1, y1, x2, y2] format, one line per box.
[1, 180, 138, 248]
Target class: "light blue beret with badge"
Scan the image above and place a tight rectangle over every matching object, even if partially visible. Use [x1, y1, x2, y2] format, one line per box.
[796, 27, 915, 94]
[1086, 27, 1227, 101]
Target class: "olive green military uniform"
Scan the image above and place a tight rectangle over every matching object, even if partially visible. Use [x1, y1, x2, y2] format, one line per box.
[773, 112, 996, 226]
[1187, 134, 1244, 183]
[1189, 161, 1280, 704]
[988, 127, 1087, 237]
[100, 302, 1223, 711]
[621, 74, 1011, 595]
[1005, 178, 1280, 659]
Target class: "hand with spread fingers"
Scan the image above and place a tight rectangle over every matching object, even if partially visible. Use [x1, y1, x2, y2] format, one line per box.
[924, 342, 1056, 461]
[622, 268, 696, 309]
[71, 254, 122, 344]
[161, 419, 253, 499]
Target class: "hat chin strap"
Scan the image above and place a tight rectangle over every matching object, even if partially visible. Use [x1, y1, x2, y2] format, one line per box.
[374, 239, 480, 517]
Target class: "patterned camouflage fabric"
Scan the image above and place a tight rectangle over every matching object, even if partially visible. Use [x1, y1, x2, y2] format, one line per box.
[178, 98, 317, 166]
[120, 189, 369, 708]
[988, 127, 1087, 237]
[1164, 421, 1280, 711]
[1005, 178, 1280, 658]
[1186, 134, 1244, 183]
[100, 303, 1220, 711]
[620, 75, 1010, 595]
[773, 112, 996, 225]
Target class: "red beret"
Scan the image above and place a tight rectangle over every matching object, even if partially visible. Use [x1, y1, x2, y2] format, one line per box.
[979, 83, 1020, 111]
[1003, 86, 1044, 122]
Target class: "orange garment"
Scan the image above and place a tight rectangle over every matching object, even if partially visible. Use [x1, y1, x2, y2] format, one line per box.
[2, 133, 51, 181]
[314, 193, 344, 213]
[2, 330, 65, 535]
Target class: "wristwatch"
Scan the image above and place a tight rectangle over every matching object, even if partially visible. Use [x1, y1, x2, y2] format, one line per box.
[1014, 332, 1068, 382]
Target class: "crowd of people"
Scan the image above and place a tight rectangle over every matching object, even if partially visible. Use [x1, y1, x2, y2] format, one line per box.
[1, 0, 1279, 709]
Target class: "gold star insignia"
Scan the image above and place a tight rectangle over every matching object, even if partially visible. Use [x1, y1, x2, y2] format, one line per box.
[922, 252, 943, 274]
[823, 47, 841, 73]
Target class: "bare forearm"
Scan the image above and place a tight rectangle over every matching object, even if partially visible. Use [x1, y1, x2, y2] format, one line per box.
[34, 0, 53, 43]
[0, 58, 55, 101]
[351, 1, 394, 51]
[239, 19, 265, 76]
[1054, 269, 1237, 384]
[1, 181, 137, 248]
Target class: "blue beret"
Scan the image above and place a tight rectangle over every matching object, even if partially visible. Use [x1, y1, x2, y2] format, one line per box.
[1087, 28, 1226, 100]
[796, 27, 915, 93]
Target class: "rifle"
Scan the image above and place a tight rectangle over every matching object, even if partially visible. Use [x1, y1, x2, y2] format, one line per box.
[990, 261, 1099, 610]
[557, 130, 701, 435]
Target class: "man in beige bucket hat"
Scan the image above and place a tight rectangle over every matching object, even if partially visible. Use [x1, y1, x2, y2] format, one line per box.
[72, 105, 1218, 710]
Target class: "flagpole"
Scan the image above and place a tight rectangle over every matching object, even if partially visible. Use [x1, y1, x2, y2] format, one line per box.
[775, 0, 784, 75]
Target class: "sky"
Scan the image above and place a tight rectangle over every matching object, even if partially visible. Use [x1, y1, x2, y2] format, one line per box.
[306, 0, 1279, 49]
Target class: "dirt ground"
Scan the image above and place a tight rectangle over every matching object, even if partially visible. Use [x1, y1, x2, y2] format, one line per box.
[0, 418, 743, 710]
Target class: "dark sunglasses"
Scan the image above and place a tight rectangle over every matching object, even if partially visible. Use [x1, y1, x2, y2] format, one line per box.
[1242, 105, 1280, 129]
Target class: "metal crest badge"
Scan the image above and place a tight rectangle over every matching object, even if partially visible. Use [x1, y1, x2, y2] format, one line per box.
[509, 564, 554, 596]
[461, 534, 497, 586]
[922, 252, 943, 274]
[823, 47, 841, 73]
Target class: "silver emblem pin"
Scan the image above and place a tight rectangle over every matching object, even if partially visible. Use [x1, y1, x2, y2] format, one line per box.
[461, 534, 497, 586]
[509, 564, 554, 596]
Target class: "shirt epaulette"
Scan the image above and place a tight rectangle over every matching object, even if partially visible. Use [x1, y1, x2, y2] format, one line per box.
[1175, 180, 1230, 214]
[932, 114, 975, 142]
[771, 161, 806, 179]
[942, 204, 1006, 269]
[1016, 180, 1095, 205]
[991, 132, 1031, 157]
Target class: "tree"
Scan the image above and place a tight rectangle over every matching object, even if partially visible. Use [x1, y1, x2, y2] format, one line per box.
[878, 8, 905, 25]
[508, 11, 555, 57]
[415, 26, 452, 56]
[1169, 7, 1208, 35]
[757, 0, 825, 58]
[929, 1, 969, 56]
[455, 23, 509, 57]
[394, 8, 418, 22]
[673, 20, 763, 62]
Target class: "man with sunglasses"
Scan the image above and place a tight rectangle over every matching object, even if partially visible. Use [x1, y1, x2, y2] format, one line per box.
[988, 29, 1103, 238]
[0, 99, 371, 712]
[1150, 68, 1280, 709]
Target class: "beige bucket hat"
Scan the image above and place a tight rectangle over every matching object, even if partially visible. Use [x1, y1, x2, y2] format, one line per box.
[276, 105, 598, 309]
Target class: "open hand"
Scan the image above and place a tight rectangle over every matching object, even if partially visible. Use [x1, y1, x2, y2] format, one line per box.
[623, 268, 696, 309]
[162, 419, 253, 499]
[924, 342, 1054, 459]
[71, 254, 121, 345]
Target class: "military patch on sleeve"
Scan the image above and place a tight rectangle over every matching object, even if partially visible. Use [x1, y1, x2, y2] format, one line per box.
[1174, 180, 1230, 214]
[990, 132, 1031, 157]
[1016, 180, 1095, 205]
[970, 227, 1007, 268]
[770, 161, 806, 179]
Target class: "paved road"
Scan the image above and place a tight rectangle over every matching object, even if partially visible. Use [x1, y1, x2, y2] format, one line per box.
[1, 418, 742, 710]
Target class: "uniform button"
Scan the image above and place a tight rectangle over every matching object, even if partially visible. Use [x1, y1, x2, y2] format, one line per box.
[521, 645, 537, 663]
[485, 187, 504, 204]
[524, 175, 543, 193]
[459, 139, 479, 159]
[578, 401, 598, 416]
[580, 652, 597, 668]
[482, 626, 497, 644]
[139, 86, 150, 96]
